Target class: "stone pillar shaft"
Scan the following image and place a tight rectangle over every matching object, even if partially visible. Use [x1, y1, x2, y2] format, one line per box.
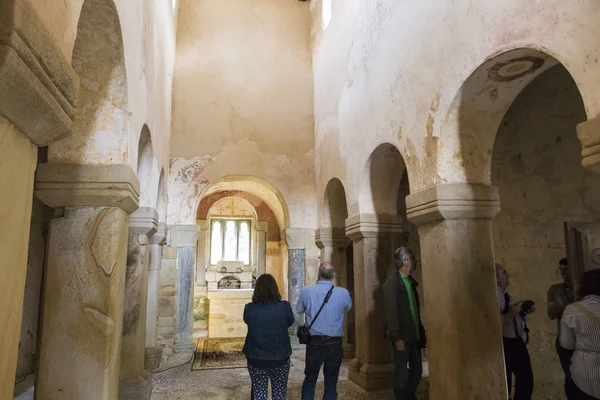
[195, 221, 208, 286]
[345, 214, 403, 391]
[171, 225, 200, 354]
[256, 221, 268, 277]
[406, 183, 507, 400]
[0, 120, 37, 400]
[119, 208, 158, 399]
[316, 228, 354, 359]
[146, 223, 166, 348]
[285, 228, 310, 335]
[35, 163, 139, 400]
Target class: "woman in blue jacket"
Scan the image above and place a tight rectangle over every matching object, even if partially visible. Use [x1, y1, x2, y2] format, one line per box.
[243, 274, 294, 400]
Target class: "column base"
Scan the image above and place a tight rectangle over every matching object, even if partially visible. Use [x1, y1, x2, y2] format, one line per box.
[172, 338, 196, 354]
[348, 358, 394, 391]
[118, 372, 152, 400]
[343, 343, 356, 359]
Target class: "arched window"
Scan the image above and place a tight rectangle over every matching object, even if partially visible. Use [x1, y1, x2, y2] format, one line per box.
[209, 219, 251, 265]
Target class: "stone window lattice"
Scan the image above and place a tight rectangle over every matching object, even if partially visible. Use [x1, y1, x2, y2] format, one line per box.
[210, 219, 251, 265]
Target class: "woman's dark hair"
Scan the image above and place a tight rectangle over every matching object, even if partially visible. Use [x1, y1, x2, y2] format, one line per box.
[579, 269, 600, 298]
[252, 274, 281, 303]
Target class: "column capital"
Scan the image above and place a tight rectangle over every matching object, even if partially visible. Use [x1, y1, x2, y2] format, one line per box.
[577, 117, 600, 175]
[284, 228, 312, 250]
[169, 224, 200, 248]
[406, 183, 500, 226]
[150, 222, 167, 245]
[196, 220, 209, 230]
[0, 0, 78, 146]
[345, 214, 404, 240]
[36, 163, 140, 214]
[130, 207, 158, 238]
[315, 227, 350, 248]
[256, 221, 268, 232]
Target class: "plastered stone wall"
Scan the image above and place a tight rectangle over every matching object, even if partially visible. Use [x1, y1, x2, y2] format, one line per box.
[311, 0, 600, 217]
[492, 65, 600, 398]
[28, 0, 176, 190]
[169, 0, 316, 229]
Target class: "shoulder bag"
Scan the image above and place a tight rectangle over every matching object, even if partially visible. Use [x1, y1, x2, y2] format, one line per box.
[297, 285, 335, 344]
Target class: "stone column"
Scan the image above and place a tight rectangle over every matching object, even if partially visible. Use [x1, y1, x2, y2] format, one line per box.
[35, 163, 139, 400]
[406, 183, 507, 400]
[256, 221, 268, 277]
[316, 227, 354, 359]
[195, 221, 208, 286]
[345, 214, 404, 391]
[285, 228, 310, 335]
[119, 208, 158, 399]
[170, 224, 201, 354]
[0, 5, 78, 396]
[577, 117, 600, 175]
[146, 223, 166, 348]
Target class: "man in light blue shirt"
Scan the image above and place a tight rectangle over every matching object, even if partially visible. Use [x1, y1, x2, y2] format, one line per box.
[296, 262, 352, 400]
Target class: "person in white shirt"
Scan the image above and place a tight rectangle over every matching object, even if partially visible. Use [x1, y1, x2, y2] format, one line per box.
[560, 269, 600, 400]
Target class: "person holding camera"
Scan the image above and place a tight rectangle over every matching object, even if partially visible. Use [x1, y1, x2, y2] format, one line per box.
[296, 262, 352, 400]
[496, 263, 535, 400]
[382, 247, 426, 400]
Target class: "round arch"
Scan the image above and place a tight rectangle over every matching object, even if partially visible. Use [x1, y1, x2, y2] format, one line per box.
[321, 178, 349, 228]
[437, 47, 588, 187]
[358, 143, 407, 215]
[196, 175, 290, 231]
[48, 0, 128, 164]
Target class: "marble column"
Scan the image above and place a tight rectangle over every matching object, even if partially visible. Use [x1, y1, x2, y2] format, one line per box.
[195, 221, 208, 286]
[256, 221, 268, 277]
[170, 224, 201, 354]
[285, 228, 310, 335]
[35, 163, 139, 400]
[119, 208, 158, 400]
[146, 223, 166, 348]
[406, 183, 506, 400]
[345, 214, 404, 391]
[316, 227, 354, 359]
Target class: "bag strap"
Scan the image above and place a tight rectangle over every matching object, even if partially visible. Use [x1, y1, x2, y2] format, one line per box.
[307, 285, 335, 330]
[573, 302, 600, 327]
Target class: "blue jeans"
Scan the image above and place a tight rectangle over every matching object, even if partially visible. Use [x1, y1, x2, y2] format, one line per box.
[556, 337, 577, 400]
[392, 341, 422, 400]
[301, 337, 343, 400]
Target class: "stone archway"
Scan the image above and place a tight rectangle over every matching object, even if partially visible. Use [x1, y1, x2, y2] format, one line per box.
[347, 143, 411, 391]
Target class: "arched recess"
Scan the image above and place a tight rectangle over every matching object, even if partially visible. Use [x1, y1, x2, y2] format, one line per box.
[322, 178, 349, 229]
[358, 143, 406, 215]
[48, 0, 128, 164]
[197, 175, 290, 231]
[137, 125, 157, 206]
[438, 47, 589, 186]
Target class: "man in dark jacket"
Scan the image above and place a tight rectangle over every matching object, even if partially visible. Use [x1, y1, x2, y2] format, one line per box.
[382, 247, 426, 400]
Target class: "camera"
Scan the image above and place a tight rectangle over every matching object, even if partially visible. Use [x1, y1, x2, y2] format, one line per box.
[520, 300, 535, 315]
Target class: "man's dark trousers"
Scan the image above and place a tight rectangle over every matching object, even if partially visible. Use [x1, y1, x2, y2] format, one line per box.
[503, 337, 534, 400]
[392, 341, 422, 400]
[301, 336, 343, 400]
[555, 337, 577, 400]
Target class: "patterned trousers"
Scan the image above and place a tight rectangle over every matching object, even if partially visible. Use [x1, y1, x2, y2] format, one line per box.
[248, 360, 291, 400]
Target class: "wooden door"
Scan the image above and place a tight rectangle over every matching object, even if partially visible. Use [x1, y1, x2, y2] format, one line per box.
[564, 222, 600, 299]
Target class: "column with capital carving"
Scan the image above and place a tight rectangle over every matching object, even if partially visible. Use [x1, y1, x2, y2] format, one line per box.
[406, 183, 507, 400]
[345, 214, 404, 391]
[285, 228, 310, 336]
[577, 117, 600, 175]
[146, 223, 167, 349]
[171, 225, 201, 354]
[119, 208, 158, 399]
[35, 164, 139, 400]
[316, 228, 354, 359]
